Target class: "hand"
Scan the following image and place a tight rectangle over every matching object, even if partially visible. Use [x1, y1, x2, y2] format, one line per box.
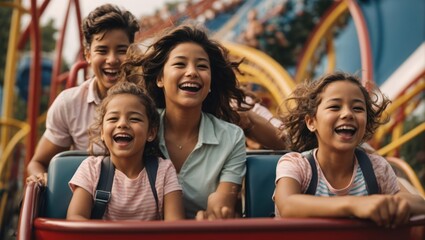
[195, 191, 237, 220]
[351, 195, 411, 228]
[26, 172, 47, 186]
[196, 206, 234, 220]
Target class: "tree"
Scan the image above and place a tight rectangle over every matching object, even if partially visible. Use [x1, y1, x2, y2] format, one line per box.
[24, 18, 57, 52]
[0, 6, 12, 85]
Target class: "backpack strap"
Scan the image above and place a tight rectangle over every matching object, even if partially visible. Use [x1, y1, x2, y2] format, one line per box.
[304, 148, 379, 196]
[304, 151, 318, 195]
[145, 156, 161, 220]
[355, 148, 379, 195]
[91, 156, 115, 219]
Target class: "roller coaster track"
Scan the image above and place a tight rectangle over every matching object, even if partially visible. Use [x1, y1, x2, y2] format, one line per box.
[0, 0, 424, 229]
[224, 41, 295, 111]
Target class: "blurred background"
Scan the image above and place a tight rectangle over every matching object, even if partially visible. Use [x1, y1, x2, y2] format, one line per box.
[1, 0, 424, 238]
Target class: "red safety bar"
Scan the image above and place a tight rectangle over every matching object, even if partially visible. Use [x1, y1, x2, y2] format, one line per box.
[18, 182, 425, 240]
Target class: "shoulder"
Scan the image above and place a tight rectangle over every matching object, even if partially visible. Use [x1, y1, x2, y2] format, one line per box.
[72, 156, 102, 179]
[275, 151, 312, 186]
[277, 151, 312, 175]
[53, 80, 91, 104]
[79, 155, 103, 169]
[365, 153, 399, 194]
[366, 153, 391, 169]
[204, 113, 243, 135]
[366, 153, 395, 176]
[157, 157, 174, 169]
[278, 151, 308, 164]
[156, 157, 179, 180]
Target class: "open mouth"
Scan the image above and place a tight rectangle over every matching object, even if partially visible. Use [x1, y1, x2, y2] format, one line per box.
[335, 125, 357, 137]
[113, 133, 133, 143]
[103, 69, 119, 79]
[179, 82, 202, 92]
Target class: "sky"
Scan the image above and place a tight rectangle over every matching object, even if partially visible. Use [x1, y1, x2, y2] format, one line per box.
[21, 0, 173, 64]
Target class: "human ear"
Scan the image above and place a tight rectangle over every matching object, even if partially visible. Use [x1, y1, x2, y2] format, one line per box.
[100, 129, 105, 142]
[84, 48, 91, 64]
[147, 128, 157, 142]
[156, 77, 164, 88]
[305, 115, 316, 132]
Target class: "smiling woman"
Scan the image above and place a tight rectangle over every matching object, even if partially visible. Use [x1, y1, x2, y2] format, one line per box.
[122, 23, 253, 220]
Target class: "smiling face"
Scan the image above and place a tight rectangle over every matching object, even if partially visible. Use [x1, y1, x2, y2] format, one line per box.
[157, 42, 211, 110]
[305, 80, 367, 153]
[101, 94, 156, 161]
[85, 29, 130, 99]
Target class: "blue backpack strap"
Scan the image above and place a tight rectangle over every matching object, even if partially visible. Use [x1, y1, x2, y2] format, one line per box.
[145, 156, 161, 220]
[91, 156, 115, 219]
[303, 151, 318, 195]
[355, 148, 379, 195]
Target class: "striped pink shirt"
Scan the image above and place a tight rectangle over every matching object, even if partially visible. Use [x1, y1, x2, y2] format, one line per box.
[69, 156, 181, 220]
[274, 150, 400, 217]
[275, 150, 400, 195]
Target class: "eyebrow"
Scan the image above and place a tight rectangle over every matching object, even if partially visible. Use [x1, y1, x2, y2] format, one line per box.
[94, 44, 129, 49]
[105, 111, 145, 116]
[172, 55, 210, 63]
[326, 98, 365, 104]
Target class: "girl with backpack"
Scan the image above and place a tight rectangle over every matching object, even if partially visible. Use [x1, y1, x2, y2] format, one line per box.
[274, 72, 425, 228]
[67, 80, 184, 220]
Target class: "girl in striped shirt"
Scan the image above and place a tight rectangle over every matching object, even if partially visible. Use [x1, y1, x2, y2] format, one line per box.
[67, 80, 184, 220]
[274, 72, 425, 228]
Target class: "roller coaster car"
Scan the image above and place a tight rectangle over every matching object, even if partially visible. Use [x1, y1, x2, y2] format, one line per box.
[17, 151, 425, 240]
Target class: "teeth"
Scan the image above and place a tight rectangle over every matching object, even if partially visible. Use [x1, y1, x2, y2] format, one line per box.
[336, 126, 355, 131]
[113, 133, 133, 142]
[180, 82, 200, 88]
[104, 69, 118, 74]
[115, 133, 131, 138]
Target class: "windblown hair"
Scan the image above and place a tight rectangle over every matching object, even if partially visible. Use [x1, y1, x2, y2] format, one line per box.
[88, 79, 161, 160]
[122, 23, 253, 124]
[279, 72, 391, 152]
[82, 4, 139, 50]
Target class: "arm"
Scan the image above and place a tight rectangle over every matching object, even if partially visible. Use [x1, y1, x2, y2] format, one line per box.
[239, 110, 286, 150]
[66, 186, 93, 220]
[396, 182, 425, 215]
[275, 177, 412, 227]
[163, 190, 185, 221]
[26, 137, 68, 186]
[196, 182, 240, 220]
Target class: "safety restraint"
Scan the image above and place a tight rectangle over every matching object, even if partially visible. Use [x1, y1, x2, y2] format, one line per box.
[91, 156, 160, 219]
[304, 148, 379, 195]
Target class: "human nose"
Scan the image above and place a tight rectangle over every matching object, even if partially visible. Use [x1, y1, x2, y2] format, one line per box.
[106, 52, 119, 65]
[185, 64, 198, 78]
[117, 118, 129, 128]
[341, 106, 354, 119]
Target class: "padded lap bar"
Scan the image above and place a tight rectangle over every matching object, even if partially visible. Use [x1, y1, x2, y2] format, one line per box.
[44, 150, 89, 219]
[245, 154, 281, 218]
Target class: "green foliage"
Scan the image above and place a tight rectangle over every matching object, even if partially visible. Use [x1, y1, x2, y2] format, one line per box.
[0, 6, 12, 85]
[400, 102, 425, 186]
[24, 18, 58, 52]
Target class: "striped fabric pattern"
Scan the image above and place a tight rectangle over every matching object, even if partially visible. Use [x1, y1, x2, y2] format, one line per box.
[69, 156, 181, 220]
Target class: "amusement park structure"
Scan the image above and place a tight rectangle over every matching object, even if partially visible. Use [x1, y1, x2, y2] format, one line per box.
[0, 0, 424, 239]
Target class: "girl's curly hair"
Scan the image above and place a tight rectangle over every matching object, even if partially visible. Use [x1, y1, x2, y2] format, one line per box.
[279, 72, 391, 152]
[88, 79, 161, 160]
